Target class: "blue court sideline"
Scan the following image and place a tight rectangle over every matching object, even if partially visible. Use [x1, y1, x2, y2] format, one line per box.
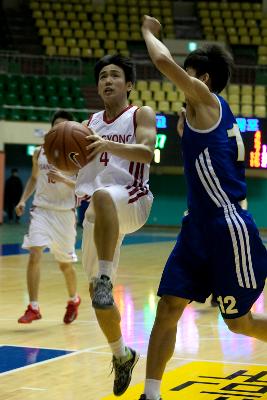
[0, 228, 178, 256]
[0, 227, 267, 256]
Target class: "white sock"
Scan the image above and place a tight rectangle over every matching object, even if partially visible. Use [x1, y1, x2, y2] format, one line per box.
[109, 337, 127, 359]
[30, 301, 39, 310]
[144, 379, 161, 400]
[69, 295, 79, 303]
[98, 260, 113, 279]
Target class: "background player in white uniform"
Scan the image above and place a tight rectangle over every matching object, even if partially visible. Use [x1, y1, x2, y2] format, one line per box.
[16, 110, 81, 325]
[75, 54, 156, 396]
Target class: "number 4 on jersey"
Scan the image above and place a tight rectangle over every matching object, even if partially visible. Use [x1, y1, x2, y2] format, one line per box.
[100, 152, 110, 166]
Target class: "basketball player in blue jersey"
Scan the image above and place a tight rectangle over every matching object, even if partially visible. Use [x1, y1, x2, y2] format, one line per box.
[75, 54, 156, 396]
[137, 16, 267, 400]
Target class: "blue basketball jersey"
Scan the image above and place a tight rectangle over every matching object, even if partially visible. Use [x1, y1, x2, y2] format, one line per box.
[182, 94, 247, 219]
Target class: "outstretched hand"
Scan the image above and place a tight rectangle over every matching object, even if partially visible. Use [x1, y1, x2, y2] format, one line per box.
[142, 15, 162, 36]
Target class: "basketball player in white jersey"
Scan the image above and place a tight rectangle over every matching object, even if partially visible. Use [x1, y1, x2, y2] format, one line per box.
[16, 110, 81, 324]
[75, 54, 156, 396]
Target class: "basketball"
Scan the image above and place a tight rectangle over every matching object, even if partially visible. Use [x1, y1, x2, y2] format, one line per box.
[44, 121, 91, 173]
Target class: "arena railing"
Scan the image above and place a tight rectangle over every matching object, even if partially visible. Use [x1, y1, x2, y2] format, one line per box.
[0, 53, 82, 77]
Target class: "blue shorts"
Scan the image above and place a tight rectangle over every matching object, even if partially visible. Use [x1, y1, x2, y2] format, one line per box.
[158, 208, 267, 319]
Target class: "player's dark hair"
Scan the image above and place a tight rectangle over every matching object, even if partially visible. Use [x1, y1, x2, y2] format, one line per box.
[94, 54, 136, 97]
[184, 44, 233, 93]
[51, 110, 74, 127]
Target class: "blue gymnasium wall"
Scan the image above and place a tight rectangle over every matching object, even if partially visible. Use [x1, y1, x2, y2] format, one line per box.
[147, 174, 267, 229]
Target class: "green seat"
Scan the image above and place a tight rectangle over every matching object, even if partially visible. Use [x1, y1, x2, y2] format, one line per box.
[33, 84, 43, 96]
[48, 95, 59, 107]
[77, 111, 88, 121]
[0, 92, 4, 105]
[38, 109, 51, 122]
[46, 85, 57, 96]
[0, 75, 6, 84]
[61, 96, 72, 108]
[7, 81, 18, 93]
[35, 94, 46, 107]
[20, 82, 31, 93]
[21, 94, 33, 106]
[75, 96, 86, 108]
[0, 107, 6, 119]
[24, 109, 38, 121]
[58, 85, 69, 97]
[6, 93, 19, 105]
[72, 86, 82, 97]
[7, 108, 21, 121]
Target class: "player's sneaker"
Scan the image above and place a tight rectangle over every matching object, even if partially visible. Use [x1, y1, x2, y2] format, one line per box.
[63, 296, 81, 324]
[138, 396, 162, 400]
[112, 347, 139, 396]
[18, 305, 42, 323]
[92, 275, 114, 309]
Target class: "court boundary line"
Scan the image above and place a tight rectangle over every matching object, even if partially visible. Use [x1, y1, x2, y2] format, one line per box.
[1, 342, 266, 378]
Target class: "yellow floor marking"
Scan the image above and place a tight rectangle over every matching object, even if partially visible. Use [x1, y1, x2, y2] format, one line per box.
[102, 361, 267, 400]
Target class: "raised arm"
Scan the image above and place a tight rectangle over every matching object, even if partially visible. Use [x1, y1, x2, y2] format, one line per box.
[141, 16, 215, 106]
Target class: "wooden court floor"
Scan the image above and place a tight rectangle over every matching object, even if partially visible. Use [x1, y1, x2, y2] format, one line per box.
[0, 235, 266, 400]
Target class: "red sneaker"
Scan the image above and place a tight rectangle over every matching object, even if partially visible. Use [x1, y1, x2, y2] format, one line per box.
[18, 305, 42, 323]
[63, 296, 81, 324]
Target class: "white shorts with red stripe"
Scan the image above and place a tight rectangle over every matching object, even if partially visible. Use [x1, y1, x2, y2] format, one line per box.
[82, 184, 153, 282]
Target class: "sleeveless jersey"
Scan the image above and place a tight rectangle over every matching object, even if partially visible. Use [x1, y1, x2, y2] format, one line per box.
[75, 105, 150, 202]
[33, 147, 76, 210]
[182, 94, 246, 220]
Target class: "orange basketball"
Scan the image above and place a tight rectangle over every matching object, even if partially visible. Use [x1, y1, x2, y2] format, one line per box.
[44, 121, 91, 173]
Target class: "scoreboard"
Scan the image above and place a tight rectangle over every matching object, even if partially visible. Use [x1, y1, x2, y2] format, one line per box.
[154, 114, 267, 170]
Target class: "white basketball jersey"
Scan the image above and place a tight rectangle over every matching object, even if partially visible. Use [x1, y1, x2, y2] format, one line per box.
[75, 105, 151, 202]
[33, 147, 76, 210]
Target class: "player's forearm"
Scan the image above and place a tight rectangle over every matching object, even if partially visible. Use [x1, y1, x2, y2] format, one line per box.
[142, 28, 173, 69]
[106, 141, 154, 163]
[19, 177, 37, 203]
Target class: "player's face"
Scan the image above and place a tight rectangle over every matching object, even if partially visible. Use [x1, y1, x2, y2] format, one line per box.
[97, 64, 132, 102]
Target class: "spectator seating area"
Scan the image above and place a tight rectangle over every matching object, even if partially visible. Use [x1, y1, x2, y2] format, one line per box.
[1, 72, 266, 121]
[30, 0, 174, 58]
[0, 74, 88, 121]
[197, 1, 267, 65]
[130, 80, 267, 117]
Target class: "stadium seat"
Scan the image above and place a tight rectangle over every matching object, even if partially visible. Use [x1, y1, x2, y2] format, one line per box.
[254, 85, 265, 96]
[131, 99, 143, 108]
[254, 105, 266, 117]
[154, 91, 165, 102]
[149, 81, 161, 92]
[70, 47, 81, 57]
[145, 100, 157, 111]
[241, 104, 253, 117]
[158, 100, 170, 113]
[140, 90, 152, 102]
[230, 104, 240, 116]
[129, 90, 139, 101]
[136, 80, 148, 91]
